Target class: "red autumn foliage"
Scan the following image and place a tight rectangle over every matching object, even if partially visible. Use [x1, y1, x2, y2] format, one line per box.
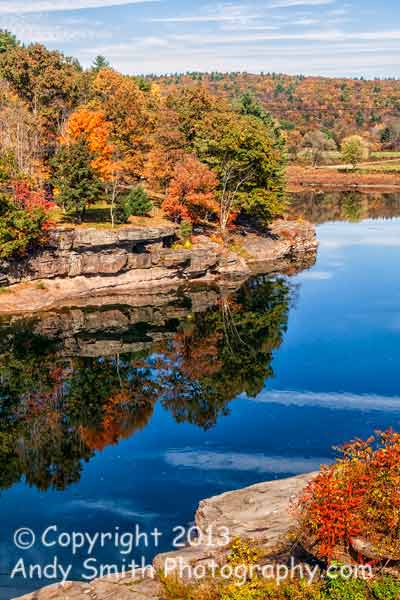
[162, 155, 219, 223]
[163, 330, 222, 381]
[79, 390, 155, 451]
[162, 196, 191, 222]
[13, 181, 55, 213]
[297, 430, 400, 562]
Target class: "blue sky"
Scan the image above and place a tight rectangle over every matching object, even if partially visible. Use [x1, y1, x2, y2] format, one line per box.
[0, 0, 399, 77]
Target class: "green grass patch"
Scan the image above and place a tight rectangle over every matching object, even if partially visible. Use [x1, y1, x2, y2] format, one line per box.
[337, 162, 400, 174]
[357, 162, 400, 174]
[51, 202, 115, 228]
[161, 538, 400, 600]
[63, 203, 111, 225]
[161, 573, 400, 600]
[371, 151, 400, 160]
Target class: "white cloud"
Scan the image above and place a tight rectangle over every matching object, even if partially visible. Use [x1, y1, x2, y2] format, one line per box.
[81, 36, 171, 57]
[221, 24, 280, 31]
[70, 499, 160, 520]
[254, 389, 400, 412]
[165, 450, 327, 474]
[1, 19, 112, 42]
[296, 270, 333, 280]
[0, 0, 157, 15]
[86, 40, 400, 76]
[328, 7, 350, 16]
[139, 36, 169, 47]
[171, 29, 400, 44]
[0, 12, 115, 43]
[270, 0, 334, 7]
[146, 14, 260, 23]
[320, 221, 400, 249]
[291, 18, 320, 25]
[146, 4, 261, 25]
[357, 31, 400, 40]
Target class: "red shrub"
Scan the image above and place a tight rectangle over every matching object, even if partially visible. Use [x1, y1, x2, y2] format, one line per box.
[13, 181, 55, 213]
[297, 430, 400, 561]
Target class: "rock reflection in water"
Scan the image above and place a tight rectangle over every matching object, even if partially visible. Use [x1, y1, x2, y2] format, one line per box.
[0, 276, 294, 493]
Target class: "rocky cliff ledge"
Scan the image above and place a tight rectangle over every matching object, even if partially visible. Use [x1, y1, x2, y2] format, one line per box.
[0, 220, 317, 315]
[14, 473, 315, 600]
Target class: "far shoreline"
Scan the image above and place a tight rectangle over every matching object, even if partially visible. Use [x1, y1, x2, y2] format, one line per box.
[287, 165, 400, 193]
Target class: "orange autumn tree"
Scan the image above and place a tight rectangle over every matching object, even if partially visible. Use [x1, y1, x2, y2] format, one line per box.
[61, 108, 114, 180]
[62, 108, 129, 225]
[144, 144, 178, 193]
[162, 155, 218, 223]
[92, 69, 153, 180]
[143, 94, 188, 193]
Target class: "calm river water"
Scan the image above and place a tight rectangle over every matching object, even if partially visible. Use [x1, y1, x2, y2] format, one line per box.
[1, 191, 400, 598]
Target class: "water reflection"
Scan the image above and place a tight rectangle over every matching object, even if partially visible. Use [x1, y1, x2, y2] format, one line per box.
[289, 191, 400, 224]
[3, 192, 400, 598]
[0, 277, 293, 493]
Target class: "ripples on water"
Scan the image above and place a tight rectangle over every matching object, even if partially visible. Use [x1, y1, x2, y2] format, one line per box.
[1, 191, 400, 597]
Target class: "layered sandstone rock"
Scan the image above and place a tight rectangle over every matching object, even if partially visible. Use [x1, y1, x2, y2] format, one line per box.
[0, 221, 318, 315]
[0, 225, 247, 286]
[1, 225, 177, 283]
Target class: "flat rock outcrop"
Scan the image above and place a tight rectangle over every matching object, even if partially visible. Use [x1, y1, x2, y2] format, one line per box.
[1, 225, 179, 284]
[49, 225, 178, 251]
[154, 471, 315, 574]
[0, 221, 317, 315]
[13, 473, 315, 600]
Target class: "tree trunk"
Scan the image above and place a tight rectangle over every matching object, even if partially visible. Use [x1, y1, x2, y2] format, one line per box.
[110, 202, 115, 228]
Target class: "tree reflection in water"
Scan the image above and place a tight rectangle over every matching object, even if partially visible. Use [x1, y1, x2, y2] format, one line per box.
[0, 275, 294, 492]
[288, 191, 400, 224]
[155, 277, 293, 429]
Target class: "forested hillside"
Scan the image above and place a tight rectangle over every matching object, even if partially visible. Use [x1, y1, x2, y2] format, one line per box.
[151, 72, 400, 156]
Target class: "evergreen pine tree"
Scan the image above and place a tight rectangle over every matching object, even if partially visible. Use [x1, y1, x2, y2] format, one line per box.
[51, 141, 103, 221]
[92, 55, 110, 72]
[123, 186, 153, 218]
